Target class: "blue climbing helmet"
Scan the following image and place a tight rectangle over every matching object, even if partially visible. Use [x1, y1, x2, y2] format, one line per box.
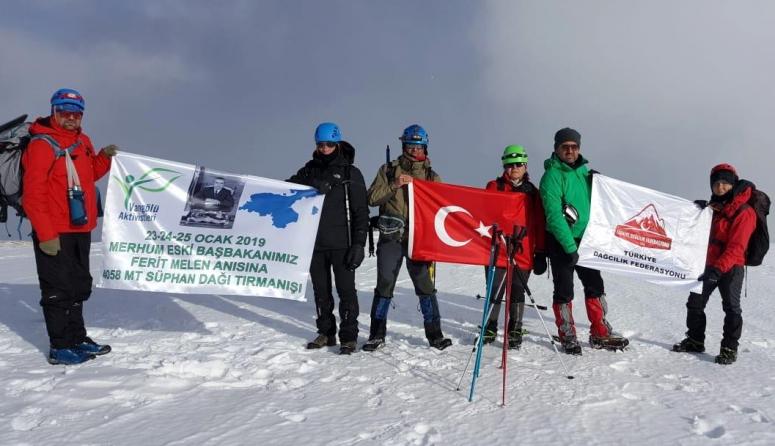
[314, 122, 342, 143]
[50, 88, 85, 112]
[400, 124, 428, 146]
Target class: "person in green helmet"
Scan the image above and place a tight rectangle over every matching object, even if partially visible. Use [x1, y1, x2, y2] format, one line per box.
[539, 128, 629, 355]
[482, 145, 546, 349]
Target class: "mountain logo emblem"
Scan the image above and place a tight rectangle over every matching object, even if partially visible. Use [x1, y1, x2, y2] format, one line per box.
[614, 204, 673, 250]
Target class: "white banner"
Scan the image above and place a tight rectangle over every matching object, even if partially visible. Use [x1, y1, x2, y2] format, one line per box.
[578, 175, 712, 293]
[96, 152, 324, 301]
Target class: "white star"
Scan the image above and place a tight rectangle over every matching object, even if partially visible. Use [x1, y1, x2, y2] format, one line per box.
[475, 221, 492, 238]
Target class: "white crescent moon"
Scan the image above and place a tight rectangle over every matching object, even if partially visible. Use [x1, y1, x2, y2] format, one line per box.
[434, 206, 472, 247]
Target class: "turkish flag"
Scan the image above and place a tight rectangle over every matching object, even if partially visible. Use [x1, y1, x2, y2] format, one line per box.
[408, 179, 532, 268]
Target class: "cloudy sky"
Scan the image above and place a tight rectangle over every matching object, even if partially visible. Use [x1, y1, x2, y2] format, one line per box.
[2, 1, 774, 211]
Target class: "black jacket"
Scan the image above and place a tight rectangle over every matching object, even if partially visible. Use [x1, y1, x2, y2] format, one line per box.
[287, 141, 369, 251]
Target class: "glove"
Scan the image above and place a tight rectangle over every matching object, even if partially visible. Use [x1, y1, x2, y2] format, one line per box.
[345, 244, 365, 270]
[694, 199, 708, 209]
[39, 237, 61, 256]
[101, 144, 119, 157]
[568, 251, 579, 267]
[533, 253, 547, 275]
[698, 267, 721, 287]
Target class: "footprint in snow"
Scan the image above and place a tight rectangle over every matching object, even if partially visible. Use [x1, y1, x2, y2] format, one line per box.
[10, 407, 44, 431]
[728, 405, 771, 423]
[403, 422, 441, 445]
[690, 415, 726, 439]
[276, 410, 306, 423]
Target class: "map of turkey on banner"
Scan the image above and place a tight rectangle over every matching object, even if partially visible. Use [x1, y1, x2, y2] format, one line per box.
[408, 179, 530, 267]
[577, 174, 712, 293]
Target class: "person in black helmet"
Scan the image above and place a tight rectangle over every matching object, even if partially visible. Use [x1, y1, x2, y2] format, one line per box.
[287, 122, 369, 355]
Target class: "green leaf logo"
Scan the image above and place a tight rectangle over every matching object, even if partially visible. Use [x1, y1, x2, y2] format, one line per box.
[113, 168, 182, 209]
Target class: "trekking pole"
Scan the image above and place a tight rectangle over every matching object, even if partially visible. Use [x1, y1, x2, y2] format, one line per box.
[500, 231, 574, 380]
[343, 180, 352, 248]
[467, 225, 501, 402]
[499, 230, 519, 406]
[456, 271, 506, 392]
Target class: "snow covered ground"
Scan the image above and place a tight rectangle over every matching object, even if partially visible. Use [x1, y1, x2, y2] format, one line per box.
[1, 240, 773, 445]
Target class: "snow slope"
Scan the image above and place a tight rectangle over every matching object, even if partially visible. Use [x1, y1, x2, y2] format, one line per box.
[0, 241, 773, 445]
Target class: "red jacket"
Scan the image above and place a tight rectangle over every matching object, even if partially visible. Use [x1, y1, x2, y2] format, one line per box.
[707, 183, 757, 273]
[21, 117, 112, 242]
[485, 174, 546, 269]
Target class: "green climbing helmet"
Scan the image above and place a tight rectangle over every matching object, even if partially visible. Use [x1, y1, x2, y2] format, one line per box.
[501, 145, 528, 166]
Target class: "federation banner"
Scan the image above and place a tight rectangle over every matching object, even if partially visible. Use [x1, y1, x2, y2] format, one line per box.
[408, 179, 531, 267]
[97, 152, 324, 301]
[577, 174, 712, 293]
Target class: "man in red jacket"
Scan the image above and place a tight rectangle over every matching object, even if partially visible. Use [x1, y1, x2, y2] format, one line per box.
[22, 88, 118, 365]
[672, 164, 757, 365]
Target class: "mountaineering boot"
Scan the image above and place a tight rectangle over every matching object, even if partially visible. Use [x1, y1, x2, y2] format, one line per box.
[672, 337, 705, 353]
[507, 303, 524, 350]
[362, 337, 385, 352]
[306, 334, 336, 349]
[363, 295, 391, 352]
[48, 347, 95, 365]
[715, 347, 737, 365]
[482, 319, 498, 345]
[561, 337, 582, 355]
[429, 336, 452, 350]
[339, 341, 357, 355]
[74, 337, 112, 356]
[420, 295, 452, 350]
[553, 302, 580, 355]
[589, 335, 629, 351]
[508, 330, 523, 350]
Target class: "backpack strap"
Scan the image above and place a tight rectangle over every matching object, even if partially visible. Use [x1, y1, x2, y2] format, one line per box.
[31, 135, 82, 187]
[495, 176, 506, 191]
[30, 134, 81, 158]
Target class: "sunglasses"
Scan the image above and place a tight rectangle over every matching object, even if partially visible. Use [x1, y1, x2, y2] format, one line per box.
[505, 162, 526, 169]
[55, 110, 83, 119]
[559, 143, 579, 150]
[316, 142, 337, 149]
[403, 144, 426, 151]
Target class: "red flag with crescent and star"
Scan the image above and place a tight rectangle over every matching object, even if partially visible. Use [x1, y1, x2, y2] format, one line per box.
[408, 179, 534, 268]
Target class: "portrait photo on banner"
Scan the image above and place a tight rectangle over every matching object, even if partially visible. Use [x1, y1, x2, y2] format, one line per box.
[180, 166, 246, 230]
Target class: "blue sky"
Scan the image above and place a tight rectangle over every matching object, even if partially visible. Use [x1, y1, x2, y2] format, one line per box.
[2, 1, 774, 205]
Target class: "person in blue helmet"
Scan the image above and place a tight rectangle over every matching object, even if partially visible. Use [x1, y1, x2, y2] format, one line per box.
[363, 124, 452, 351]
[287, 123, 369, 355]
[22, 88, 118, 365]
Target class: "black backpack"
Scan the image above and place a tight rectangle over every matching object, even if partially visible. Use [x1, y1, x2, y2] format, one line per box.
[0, 115, 30, 223]
[740, 187, 770, 266]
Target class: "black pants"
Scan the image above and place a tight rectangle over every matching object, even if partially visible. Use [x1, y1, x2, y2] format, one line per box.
[485, 267, 529, 326]
[686, 265, 744, 350]
[374, 238, 435, 298]
[309, 249, 359, 342]
[548, 250, 605, 303]
[33, 232, 93, 349]
[545, 234, 604, 302]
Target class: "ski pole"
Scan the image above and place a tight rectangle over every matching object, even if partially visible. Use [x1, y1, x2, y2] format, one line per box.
[456, 272, 506, 392]
[468, 226, 500, 402]
[499, 230, 518, 406]
[343, 180, 352, 248]
[501, 232, 574, 380]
